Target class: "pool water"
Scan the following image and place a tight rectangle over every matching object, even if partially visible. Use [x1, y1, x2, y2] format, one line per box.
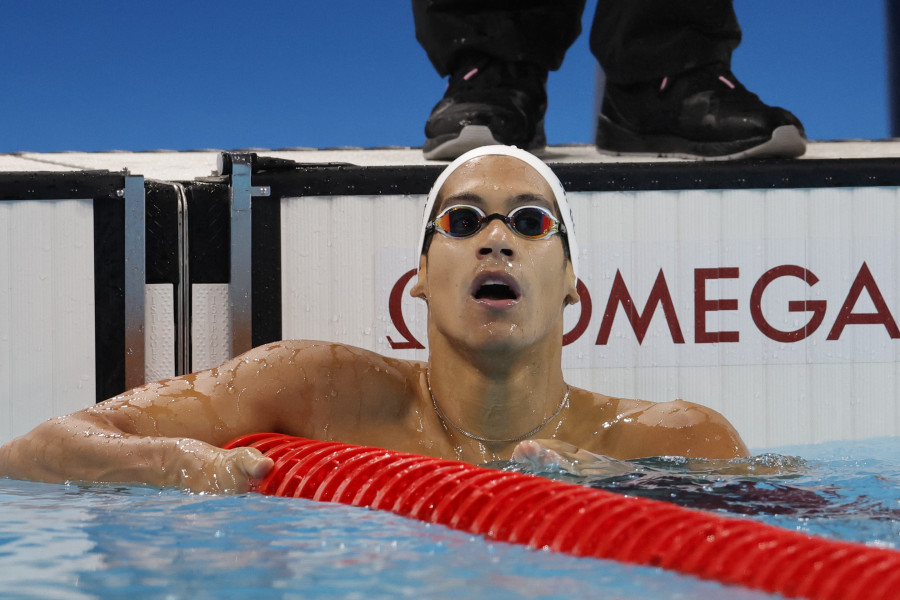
[511, 436, 899, 549]
[0, 437, 896, 600]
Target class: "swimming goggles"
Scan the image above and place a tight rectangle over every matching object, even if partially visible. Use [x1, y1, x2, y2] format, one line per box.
[426, 205, 566, 241]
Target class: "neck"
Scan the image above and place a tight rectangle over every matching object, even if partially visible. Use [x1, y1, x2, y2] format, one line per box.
[426, 332, 568, 444]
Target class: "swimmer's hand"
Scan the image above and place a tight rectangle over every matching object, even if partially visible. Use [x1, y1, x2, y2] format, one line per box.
[512, 439, 636, 477]
[172, 440, 274, 494]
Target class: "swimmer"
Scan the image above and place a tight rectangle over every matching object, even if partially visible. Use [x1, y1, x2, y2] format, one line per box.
[0, 146, 748, 493]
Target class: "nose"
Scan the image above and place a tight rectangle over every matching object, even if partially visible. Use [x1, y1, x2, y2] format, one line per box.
[477, 219, 514, 259]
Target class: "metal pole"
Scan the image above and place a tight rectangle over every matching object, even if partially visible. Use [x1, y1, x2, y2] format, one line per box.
[228, 154, 270, 357]
[123, 175, 146, 390]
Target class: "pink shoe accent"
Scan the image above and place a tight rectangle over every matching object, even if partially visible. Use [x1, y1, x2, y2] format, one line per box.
[463, 68, 479, 81]
[718, 75, 736, 89]
[659, 76, 669, 91]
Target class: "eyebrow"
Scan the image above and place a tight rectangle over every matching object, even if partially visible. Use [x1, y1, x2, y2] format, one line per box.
[437, 192, 556, 214]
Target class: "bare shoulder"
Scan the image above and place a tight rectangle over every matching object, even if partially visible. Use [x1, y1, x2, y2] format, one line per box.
[640, 398, 735, 428]
[570, 389, 748, 460]
[630, 398, 748, 459]
[241, 339, 425, 422]
[247, 339, 419, 375]
[85, 340, 423, 445]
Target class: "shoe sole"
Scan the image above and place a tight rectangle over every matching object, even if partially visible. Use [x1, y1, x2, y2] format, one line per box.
[423, 124, 547, 161]
[595, 120, 807, 161]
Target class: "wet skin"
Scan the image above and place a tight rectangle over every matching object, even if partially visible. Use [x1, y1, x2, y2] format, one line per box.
[0, 155, 748, 493]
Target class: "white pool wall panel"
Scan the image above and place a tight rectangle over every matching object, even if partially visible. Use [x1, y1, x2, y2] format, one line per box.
[191, 283, 232, 372]
[281, 195, 426, 356]
[145, 283, 175, 383]
[0, 199, 96, 445]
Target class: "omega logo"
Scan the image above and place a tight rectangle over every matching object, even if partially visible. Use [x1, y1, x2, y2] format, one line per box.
[387, 262, 900, 349]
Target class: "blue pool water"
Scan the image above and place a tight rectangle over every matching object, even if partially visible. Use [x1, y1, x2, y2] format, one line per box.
[0, 437, 896, 600]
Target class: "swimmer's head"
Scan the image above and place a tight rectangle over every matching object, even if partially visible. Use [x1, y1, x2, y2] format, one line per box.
[417, 145, 579, 278]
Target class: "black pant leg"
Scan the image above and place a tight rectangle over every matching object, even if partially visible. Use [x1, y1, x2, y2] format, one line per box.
[590, 0, 742, 85]
[413, 0, 586, 76]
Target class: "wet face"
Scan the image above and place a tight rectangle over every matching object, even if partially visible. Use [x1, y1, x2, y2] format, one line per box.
[411, 155, 579, 353]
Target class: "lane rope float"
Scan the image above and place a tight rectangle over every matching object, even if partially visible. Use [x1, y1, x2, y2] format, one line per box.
[224, 433, 900, 600]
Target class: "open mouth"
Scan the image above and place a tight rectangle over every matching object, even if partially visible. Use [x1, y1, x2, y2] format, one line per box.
[475, 283, 518, 301]
[470, 273, 521, 304]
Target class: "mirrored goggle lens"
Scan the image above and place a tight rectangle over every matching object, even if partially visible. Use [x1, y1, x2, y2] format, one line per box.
[509, 206, 556, 238]
[436, 206, 483, 236]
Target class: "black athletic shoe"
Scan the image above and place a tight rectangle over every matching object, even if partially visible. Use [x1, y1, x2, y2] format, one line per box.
[422, 57, 548, 161]
[596, 63, 807, 160]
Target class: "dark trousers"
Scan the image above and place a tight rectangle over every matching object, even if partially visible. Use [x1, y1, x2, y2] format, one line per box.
[412, 0, 742, 85]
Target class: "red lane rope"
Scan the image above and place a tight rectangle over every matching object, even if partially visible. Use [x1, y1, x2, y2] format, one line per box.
[224, 433, 900, 600]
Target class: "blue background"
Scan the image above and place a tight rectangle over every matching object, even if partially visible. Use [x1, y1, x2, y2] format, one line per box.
[0, 0, 890, 153]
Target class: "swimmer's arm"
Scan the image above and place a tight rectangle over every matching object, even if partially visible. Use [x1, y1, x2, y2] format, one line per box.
[0, 419, 273, 493]
[0, 342, 322, 493]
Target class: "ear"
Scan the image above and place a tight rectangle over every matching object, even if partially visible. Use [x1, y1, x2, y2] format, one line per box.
[409, 255, 428, 301]
[563, 261, 580, 306]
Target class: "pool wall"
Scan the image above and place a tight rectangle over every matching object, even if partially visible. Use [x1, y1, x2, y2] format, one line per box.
[2, 149, 900, 448]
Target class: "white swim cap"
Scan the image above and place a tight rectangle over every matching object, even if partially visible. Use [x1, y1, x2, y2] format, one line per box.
[417, 145, 578, 278]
